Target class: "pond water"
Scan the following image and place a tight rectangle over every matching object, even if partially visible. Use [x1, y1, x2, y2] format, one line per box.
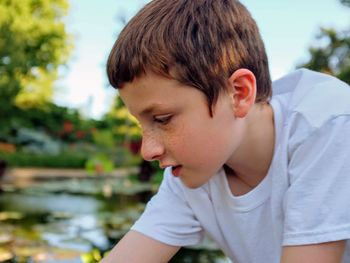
[0, 176, 230, 263]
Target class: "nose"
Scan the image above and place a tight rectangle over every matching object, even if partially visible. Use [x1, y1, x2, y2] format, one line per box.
[140, 132, 165, 161]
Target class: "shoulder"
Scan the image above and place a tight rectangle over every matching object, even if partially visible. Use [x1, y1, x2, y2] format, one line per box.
[290, 69, 350, 127]
[273, 69, 350, 138]
[273, 69, 350, 119]
[271, 70, 350, 158]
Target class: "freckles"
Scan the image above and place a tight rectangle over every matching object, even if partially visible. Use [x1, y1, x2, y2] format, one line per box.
[164, 124, 190, 154]
[165, 130, 185, 150]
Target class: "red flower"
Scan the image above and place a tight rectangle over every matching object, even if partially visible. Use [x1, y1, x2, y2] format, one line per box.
[129, 140, 142, 155]
[76, 130, 85, 139]
[63, 121, 74, 132]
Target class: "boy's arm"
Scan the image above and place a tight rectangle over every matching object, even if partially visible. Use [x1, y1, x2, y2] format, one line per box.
[281, 240, 346, 263]
[100, 230, 180, 263]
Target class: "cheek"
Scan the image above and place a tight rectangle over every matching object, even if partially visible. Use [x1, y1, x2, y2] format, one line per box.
[168, 119, 229, 164]
[183, 116, 242, 165]
[162, 122, 202, 160]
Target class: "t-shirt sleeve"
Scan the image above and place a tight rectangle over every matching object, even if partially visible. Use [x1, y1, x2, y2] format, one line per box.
[130, 167, 204, 246]
[283, 114, 350, 246]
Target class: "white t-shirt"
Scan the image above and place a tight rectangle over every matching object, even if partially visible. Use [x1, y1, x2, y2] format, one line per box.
[131, 69, 350, 263]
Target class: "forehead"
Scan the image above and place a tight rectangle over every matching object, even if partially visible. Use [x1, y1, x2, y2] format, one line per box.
[119, 73, 206, 117]
[121, 72, 179, 97]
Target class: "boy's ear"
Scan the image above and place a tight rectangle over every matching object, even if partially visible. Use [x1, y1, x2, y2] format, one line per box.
[227, 68, 257, 118]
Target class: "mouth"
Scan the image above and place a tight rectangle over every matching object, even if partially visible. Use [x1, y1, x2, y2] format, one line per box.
[171, 165, 182, 177]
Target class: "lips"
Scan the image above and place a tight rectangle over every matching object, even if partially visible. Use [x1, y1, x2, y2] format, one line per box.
[171, 165, 182, 177]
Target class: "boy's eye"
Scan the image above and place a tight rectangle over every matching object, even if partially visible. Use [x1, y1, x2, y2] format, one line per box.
[153, 115, 172, 125]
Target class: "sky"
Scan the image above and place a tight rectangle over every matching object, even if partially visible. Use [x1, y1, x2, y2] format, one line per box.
[54, 0, 350, 119]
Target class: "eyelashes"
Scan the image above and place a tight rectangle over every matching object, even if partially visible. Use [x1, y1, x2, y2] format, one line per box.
[153, 115, 172, 125]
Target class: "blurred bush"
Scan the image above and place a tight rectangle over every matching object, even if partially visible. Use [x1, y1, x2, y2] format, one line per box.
[0, 152, 86, 168]
[85, 154, 114, 175]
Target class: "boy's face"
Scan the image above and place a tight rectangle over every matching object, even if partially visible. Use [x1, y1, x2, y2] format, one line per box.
[120, 72, 246, 188]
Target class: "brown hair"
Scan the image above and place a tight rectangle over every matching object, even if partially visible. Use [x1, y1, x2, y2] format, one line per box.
[107, 0, 271, 115]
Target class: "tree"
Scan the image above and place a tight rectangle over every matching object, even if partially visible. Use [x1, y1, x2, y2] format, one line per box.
[0, 0, 71, 117]
[299, 0, 350, 84]
[104, 96, 141, 143]
[341, 0, 350, 7]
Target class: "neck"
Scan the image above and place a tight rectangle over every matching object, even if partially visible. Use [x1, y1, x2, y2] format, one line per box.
[226, 102, 275, 188]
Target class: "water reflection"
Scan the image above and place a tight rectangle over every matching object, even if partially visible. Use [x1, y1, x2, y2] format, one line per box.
[0, 177, 229, 262]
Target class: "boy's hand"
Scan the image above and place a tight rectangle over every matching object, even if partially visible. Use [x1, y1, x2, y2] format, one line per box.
[281, 240, 346, 263]
[100, 230, 180, 263]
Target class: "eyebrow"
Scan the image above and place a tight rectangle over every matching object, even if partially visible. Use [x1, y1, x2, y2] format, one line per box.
[140, 103, 168, 117]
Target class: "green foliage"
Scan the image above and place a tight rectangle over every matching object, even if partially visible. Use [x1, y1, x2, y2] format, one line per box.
[13, 127, 61, 154]
[0, 152, 87, 168]
[0, 103, 96, 146]
[81, 249, 103, 263]
[299, 28, 350, 84]
[0, 0, 71, 117]
[112, 146, 142, 167]
[92, 130, 115, 149]
[85, 154, 114, 175]
[341, 0, 350, 7]
[299, 0, 350, 84]
[151, 169, 164, 187]
[105, 96, 141, 142]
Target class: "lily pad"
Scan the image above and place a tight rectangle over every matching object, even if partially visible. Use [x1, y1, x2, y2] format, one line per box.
[0, 211, 24, 221]
[0, 248, 13, 262]
[0, 234, 12, 245]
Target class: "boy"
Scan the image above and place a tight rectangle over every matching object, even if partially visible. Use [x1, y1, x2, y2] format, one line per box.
[102, 0, 350, 262]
